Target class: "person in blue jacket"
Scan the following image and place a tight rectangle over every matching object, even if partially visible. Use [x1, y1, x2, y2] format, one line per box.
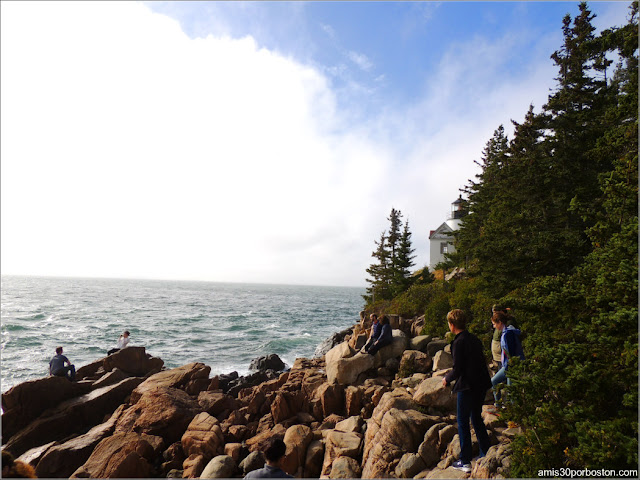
[366, 315, 393, 355]
[490, 311, 525, 406]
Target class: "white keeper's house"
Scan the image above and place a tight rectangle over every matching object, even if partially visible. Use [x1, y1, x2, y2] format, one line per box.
[428, 196, 466, 270]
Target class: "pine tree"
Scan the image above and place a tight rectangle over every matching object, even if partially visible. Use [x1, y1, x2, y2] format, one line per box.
[391, 219, 416, 297]
[386, 208, 402, 260]
[364, 230, 391, 303]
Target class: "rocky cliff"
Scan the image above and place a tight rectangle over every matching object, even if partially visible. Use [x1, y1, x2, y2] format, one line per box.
[2, 316, 517, 479]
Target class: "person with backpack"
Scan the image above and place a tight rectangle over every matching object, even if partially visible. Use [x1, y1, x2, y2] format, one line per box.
[491, 311, 525, 406]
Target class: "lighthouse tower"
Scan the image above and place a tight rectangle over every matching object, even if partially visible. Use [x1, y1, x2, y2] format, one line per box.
[428, 196, 466, 270]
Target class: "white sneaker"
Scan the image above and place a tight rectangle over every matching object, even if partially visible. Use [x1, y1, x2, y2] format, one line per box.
[451, 459, 471, 473]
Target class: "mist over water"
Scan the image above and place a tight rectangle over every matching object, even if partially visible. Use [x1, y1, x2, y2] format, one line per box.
[1, 276, 364, 393]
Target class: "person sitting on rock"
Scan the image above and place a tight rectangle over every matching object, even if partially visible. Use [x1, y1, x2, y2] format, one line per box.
[366, 315, 392, 356]
[442, 309, 491, 473]
[49, 346, 75, 381]
[361, 313, 380, 353]
[2, 450, 37, 478]
[107, 330, 130, 355]
[244, 437, 293, 478]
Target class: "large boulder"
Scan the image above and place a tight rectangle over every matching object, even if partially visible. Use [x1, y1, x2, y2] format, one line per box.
[239, 451, 265, 476]
[361, 408, 440, 479]
[372, 330, 409, 368]
[426, 340, 448, 358]
[413, 376, 457, 411]
[280, 424, 313, 477]
[4, 377, 143, 457]
[33, 404, 127, 478]
[432, 350, 453, 371]
[326, 352, 374, 385]
[314, 382, 344, 418]
[181, 412, 224, 460]
[197, 391, 238, 417]
[409, 335, 432, 352]
[417, 422, 449, 468]
[70, 432, 162, 478]
[329, 456, 362, 479]
[399, 350, 433, 376]
[314, 327, 353, 358]
[249, 354, 285, 372]
[1, 376, 90, 442]
[344, 386, 364, 416]
[321, 430, 363, 476]
[102, 346, 164, 377]
[200, 455, 236, 479]
[395, 452, 427, 478]
[304, 440, 324, 478]
[325, 342, 354, 365]
[130, 363, 210, 404]
[115, 386, 200, 444]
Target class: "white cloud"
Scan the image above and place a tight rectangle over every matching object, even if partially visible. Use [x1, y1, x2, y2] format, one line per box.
[1, 1, 563, 287]
[347, 50, 374, 72]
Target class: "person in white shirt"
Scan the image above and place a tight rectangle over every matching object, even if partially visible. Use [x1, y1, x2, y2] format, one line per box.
[107, 330, 130, 355]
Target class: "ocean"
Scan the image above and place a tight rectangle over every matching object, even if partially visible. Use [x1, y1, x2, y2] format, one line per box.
[0, 275, 365, 394]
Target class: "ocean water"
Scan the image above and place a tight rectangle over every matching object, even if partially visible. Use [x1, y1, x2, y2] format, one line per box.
[0, 275, 365, 394]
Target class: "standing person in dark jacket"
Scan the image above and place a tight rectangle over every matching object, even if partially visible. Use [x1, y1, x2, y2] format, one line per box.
[366, 315, 393, 355]
[442, 309, 491, 473]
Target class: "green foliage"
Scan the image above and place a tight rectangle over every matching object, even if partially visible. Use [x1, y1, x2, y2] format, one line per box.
[365, 5, 637, 472]
[364, 209, 416, 303]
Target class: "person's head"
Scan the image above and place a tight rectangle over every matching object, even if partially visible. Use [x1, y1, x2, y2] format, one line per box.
[491, 311, 509, 330]
[492, 304, 507, 315]
[264, 437, 287, 465]
[379, 315, 389, 325]
[446, 309, 467, 332]
[123, 331, 130, 337]
[2, 450, 36, 478]
[55, 346, 63, 355]
[370, 313, 378, 323]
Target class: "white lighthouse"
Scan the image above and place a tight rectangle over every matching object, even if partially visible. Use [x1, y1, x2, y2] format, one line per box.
[428, 196, 466, 270]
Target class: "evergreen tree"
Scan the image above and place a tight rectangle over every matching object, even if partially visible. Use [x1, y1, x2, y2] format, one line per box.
[364, 231, 391, 303]
[391, 219, 416, 297]
[386, 208, 402, 260]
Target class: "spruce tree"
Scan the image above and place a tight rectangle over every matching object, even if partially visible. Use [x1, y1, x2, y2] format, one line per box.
[391, 219, 416, 297]
[364, 230, 392, 303]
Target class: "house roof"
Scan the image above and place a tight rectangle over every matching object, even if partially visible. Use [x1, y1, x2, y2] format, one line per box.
[428, 222, 454, 240]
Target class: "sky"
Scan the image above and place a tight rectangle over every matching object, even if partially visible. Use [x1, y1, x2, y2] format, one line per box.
[0, 1, 632, 287]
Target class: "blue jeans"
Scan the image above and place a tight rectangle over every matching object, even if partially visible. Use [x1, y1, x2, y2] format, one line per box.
[457, 389, 491, 464]
[491, 366, 509, 404]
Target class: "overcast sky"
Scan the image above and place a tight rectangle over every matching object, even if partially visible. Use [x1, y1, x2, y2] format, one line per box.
[1, 1, 631, 287]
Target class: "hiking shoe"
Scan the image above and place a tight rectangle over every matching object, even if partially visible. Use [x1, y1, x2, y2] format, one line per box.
[451, 459, 471, 473]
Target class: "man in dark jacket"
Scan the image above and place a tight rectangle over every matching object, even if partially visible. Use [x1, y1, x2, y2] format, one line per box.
[442, 309, 491, 473]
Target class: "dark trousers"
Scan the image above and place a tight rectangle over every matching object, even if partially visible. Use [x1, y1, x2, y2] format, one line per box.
[367, 337, 392, 356]
[107, 348, 120, 355]
[456, 389, 491, 463]
[53, 365, 76, 381]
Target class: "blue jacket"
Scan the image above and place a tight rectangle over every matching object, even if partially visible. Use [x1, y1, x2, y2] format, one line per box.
[501, 325, 525, 368]
[377, 324, 392, 344]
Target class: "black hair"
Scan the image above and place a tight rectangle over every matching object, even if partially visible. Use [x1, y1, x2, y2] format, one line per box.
[264, 437, 287, 462]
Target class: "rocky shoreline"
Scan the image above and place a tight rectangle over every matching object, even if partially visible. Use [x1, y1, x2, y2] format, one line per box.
[1, 313, 516, 478]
